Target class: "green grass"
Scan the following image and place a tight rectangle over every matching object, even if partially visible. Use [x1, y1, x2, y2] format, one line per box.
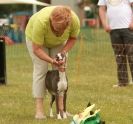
[0, 28, 133, 124]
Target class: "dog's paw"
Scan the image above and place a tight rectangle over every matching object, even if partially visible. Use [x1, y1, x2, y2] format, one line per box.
[63, 112, 67, 119]
[57, 114, 62, 119]
[50, 109, 54, 118]
[50, 113, 54, 118]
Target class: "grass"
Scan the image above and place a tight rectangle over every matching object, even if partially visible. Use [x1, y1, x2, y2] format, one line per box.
[0, 28, 133, 124]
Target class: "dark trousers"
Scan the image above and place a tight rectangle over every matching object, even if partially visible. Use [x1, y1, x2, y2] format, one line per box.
[110, 28, 133, 85]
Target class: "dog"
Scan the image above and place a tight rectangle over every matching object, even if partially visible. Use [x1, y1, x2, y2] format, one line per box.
[45, 53, 68, 119]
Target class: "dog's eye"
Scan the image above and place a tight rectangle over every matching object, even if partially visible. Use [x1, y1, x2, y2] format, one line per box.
[56, 56, 60, 61]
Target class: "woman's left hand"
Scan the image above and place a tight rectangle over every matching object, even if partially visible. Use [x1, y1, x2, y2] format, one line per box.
[129, 22, 133, 30]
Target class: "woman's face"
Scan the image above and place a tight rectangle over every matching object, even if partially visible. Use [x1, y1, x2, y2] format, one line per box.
[50, 19, 70, 36]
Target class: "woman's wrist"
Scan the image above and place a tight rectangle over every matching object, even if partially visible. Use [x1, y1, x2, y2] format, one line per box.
[50, 59, 54, 64]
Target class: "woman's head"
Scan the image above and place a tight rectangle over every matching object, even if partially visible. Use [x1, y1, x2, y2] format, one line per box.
[50, 6, 72, 36]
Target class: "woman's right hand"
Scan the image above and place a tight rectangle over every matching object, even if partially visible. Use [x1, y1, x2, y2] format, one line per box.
[51, 58, 60, 66]
[103, 24, 111, 33]
[52, 58, 65, 67]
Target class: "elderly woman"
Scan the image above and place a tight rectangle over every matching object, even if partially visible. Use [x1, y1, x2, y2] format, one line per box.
[25, 5, 80, 119]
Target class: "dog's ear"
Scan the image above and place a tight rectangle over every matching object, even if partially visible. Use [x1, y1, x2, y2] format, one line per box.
[87, 102, 91, 107]
[61, 53, 65, 58]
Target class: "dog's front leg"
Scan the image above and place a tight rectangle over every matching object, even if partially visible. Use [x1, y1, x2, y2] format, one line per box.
[58, 95, 64, 118]
[63, 91, 67, 119]
[50, 95, 55, 117]
[56, 95, 62, 119]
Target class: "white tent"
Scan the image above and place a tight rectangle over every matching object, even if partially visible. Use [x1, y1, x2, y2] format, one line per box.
[0, 0, 49, 13]
[0, 0, 49, 6]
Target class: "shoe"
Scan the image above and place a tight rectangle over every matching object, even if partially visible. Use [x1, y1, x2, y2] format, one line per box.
[35, 114, 46, 119]
[113, 83, 127, 88]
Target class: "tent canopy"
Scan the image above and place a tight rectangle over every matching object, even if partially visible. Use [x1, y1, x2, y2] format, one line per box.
[0, 0, 49, 6]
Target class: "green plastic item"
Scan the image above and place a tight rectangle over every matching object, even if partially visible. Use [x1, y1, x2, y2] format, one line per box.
[70, 104, 104, 124]
[80, 113, 101, 124]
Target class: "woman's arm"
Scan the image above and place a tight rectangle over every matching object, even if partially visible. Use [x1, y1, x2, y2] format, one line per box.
[129, 2, 133, 30]
[61, 37, 77, 53]
[32, 42, 58, 65]
[99, 6, 111, 32]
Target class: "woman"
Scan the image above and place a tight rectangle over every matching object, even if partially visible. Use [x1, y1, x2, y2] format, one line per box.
[25, 5, 80, 119]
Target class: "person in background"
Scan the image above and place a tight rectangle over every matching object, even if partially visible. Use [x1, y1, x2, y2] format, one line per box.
[25, 5, 80, 119]
[98, 0, 133, 87]
[0, 36, 14, 45]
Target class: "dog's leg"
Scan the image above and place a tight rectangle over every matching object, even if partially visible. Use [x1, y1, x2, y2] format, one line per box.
[58, 95, 64, 118]
[56, 95, 62, 119]
[62, 91, 67, 119]
[50, 95, 55, 117]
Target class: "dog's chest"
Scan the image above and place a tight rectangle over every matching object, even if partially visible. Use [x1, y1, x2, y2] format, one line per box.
[45, 70, 67, 95]
[57, 72, 67, 92]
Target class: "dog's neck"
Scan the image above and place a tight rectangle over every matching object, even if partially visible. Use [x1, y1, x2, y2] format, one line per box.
[57, 62, 66, 72]
[58, 66, 65, 72]
[59, 71, 66, 79]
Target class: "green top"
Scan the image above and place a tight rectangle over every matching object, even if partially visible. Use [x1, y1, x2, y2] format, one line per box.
[25, 6, 80, 48]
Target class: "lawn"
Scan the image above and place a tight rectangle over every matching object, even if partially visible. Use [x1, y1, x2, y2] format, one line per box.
[0, 28, 133, 124]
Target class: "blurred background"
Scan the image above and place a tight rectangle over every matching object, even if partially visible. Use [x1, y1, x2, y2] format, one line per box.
[0, 0, 100, 43]
[0, 1, 133, 124]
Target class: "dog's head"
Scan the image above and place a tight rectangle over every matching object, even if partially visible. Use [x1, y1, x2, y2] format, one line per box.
[55, 53, 66, 62]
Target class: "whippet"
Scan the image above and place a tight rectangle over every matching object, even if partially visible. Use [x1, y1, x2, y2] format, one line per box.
[45, 53, 68, 119]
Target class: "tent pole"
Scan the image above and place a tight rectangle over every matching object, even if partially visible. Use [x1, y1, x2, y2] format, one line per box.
[33, 4, 37, 14]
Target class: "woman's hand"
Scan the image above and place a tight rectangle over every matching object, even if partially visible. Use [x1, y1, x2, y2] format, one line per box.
[0, 36, 14, 45]
[129, 22, 133, 30]
[52, 58, 65, 67]
[103, 24, 111, 33]
[52, 58, 59, 66]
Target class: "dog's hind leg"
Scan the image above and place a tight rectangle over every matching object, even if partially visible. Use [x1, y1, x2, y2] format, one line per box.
[50, 95, 55, 117]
